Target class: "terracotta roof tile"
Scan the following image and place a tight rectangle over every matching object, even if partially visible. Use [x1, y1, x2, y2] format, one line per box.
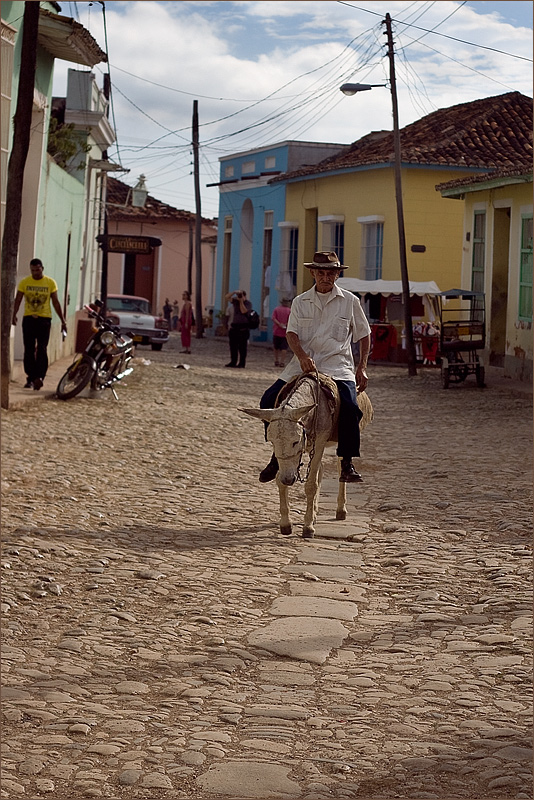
[269, 92, 532, 183]
[436, 164, 533, 192]
[106, 177, 216, 227]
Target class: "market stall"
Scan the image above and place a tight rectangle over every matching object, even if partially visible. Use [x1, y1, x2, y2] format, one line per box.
[337, 278, 442, 363]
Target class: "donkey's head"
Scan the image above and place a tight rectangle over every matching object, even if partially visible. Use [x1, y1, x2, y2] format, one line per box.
[240, 404, 315, 486]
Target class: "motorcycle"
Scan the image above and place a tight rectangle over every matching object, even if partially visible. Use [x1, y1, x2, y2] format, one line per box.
[56, 300, 134, 401]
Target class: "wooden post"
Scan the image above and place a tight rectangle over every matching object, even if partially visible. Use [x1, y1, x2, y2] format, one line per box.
[384, 13, 417, 376]
[187, 217, 193, 297]
[192, 100, 204, 337]
[1, 2, 40, 408]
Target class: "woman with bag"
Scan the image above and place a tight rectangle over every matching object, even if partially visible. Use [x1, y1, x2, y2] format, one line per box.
[224, 289, 252, 369]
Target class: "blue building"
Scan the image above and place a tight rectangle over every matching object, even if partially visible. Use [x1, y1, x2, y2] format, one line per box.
[211, 141, 344, 341]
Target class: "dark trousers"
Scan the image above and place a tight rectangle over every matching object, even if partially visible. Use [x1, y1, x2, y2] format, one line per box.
[260, 377, 363, 458]
[228, 325, 249, 366]
[22, 316, 52, 381]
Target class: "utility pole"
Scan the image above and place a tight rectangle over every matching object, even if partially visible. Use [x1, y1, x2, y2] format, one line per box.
[384, 13, 417, 376]
[187, 217, 193, 297]
[192, 100, 204, 337]
[1, 2, 40, 408]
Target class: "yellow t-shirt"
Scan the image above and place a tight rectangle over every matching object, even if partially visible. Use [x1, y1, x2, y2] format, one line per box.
[17, 276, 58, 318]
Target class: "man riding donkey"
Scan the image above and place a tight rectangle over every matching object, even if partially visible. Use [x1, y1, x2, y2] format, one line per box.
[258, 251, 371, 484]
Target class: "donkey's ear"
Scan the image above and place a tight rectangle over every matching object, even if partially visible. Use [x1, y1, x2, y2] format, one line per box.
[239, 407, 277, 422]
[286, 403, 316, 422]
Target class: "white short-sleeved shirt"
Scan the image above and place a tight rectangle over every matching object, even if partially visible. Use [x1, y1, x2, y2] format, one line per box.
[279, 283, 371, 382]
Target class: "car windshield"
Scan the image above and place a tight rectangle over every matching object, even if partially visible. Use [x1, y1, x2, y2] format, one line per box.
[108, 297, 151, 314]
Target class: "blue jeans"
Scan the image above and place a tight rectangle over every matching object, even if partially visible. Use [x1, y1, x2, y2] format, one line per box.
[260, 378, 363, 458]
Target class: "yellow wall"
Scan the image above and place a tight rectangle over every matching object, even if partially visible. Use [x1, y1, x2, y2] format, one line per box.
[459, 182, 533, 380]
[284, 166, 475, 295]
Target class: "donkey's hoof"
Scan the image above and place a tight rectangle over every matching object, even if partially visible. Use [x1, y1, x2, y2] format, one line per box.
[302, 528, 315, 539]
[280, 525, 292, 536]
[336, 510, 347, 521]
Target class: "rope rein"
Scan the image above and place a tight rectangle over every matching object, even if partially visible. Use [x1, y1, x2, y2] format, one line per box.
[296, 369, 320, 483]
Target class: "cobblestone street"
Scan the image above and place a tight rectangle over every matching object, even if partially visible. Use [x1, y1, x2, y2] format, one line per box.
[1, 333, 532, 800]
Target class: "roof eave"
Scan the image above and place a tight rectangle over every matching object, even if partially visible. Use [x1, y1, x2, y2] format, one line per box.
[439, 174, 533, 197]
[38, 9, 107, 67]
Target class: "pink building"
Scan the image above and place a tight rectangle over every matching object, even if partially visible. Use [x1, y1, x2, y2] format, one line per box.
[106, 177, 217, 322]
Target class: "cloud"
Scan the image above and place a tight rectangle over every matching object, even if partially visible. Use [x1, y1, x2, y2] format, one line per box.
[53, 1, 532, 217]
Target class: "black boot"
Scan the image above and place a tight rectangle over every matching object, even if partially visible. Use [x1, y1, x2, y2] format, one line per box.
[339, 458, 363, 483]
[259, 454, 279, 483]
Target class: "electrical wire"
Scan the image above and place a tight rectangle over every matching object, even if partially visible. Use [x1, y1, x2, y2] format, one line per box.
[337, 0, 533, 61]
[96, 2, 124, 165]
[401, 1, 467, 49]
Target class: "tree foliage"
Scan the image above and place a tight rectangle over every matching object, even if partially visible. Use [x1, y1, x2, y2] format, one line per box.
[47, 117, 91, 170]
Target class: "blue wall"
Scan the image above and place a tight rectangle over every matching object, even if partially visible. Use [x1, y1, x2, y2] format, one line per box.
[214, 143, 290, 342]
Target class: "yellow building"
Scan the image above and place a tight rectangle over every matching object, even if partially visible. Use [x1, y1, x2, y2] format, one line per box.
[270, 92, 532, 307]
[438, 166, 533, 382]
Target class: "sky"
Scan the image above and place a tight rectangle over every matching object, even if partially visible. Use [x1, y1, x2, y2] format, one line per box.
[53, 1, 533, 219]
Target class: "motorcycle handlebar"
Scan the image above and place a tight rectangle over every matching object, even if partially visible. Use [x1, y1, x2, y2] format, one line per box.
[83, 304, 121, 335]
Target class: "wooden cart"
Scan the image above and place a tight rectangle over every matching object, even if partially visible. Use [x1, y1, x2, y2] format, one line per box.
[438, 289, 486, 389]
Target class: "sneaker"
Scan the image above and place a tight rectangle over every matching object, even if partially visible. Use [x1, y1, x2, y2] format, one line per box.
[339, 459, 363, 483]
[33, 378, 43, 390]
[24, 380, 34, 389]
[259, 454, 279, 483]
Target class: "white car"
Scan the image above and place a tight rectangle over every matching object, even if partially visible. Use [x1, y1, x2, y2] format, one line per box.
[106, 294, 169, 351]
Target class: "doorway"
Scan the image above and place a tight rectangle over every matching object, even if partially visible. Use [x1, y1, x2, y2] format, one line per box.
[490, 207, 510, 367]
[123, 252, 155, 306]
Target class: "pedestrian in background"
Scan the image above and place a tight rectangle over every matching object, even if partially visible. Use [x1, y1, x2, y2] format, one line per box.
[179, 290, 194, 354]
[163, 297, 173, 330]
[11, 258, 67, 390]
[224, 289, 252, 368]
[172, 299, 180, 331]
[271, 297, 291, 368]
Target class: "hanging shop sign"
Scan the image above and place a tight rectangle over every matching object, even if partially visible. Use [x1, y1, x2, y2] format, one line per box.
[96, 234, 162, 254]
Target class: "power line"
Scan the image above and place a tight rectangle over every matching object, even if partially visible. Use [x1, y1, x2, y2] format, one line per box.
[401, 1, 466, 48]
[337, 0, 533, 61]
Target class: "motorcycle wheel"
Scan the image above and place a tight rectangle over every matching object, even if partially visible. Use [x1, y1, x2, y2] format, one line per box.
[56, 357, 93, 400]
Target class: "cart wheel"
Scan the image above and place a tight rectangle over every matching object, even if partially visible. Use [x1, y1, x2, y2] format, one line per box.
[441, 365, 450, 389]
[457, 365, 469, 382]
[476, 365, 485, 388]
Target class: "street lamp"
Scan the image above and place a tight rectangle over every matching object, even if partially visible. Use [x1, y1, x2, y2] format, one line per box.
[131, 174, 148, 208]
[340, 15, 418, 376]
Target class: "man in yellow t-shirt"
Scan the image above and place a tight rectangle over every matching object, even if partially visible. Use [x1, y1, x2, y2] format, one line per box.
[12, 259, 67, 390]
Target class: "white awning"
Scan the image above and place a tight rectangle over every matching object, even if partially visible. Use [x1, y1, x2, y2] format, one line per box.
[337, 278, 442, 297]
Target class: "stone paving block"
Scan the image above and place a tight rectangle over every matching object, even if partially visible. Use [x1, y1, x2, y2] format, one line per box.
[248, 616, 350, 663]
[269, 595, 359, 620]
[196, 760, 302, 797]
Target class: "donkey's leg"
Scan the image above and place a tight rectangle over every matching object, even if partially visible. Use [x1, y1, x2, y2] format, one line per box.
[302, 453, 323, 539]
[336, 481, 347, 520]
[277, 479, 292, 536]
[336, 457, 347, 520]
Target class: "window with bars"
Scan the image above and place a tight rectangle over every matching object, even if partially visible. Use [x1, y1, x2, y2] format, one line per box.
[471, 210, 486, 321]
[278, 225, 299, 298]
[320, 219, 344, 265]
[519, 215, 533, 322]
[221, 217, 233, 303]
[260, 211, 274, 326]
[471, 211, 486, 293]
[360, 221, 384, 280]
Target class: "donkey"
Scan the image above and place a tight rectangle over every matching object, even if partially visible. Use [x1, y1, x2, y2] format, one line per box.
[241, 373, 372, 538]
